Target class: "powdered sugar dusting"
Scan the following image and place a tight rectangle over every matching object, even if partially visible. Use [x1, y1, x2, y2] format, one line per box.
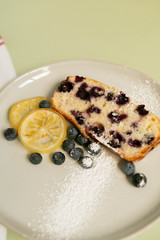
[30, 150, 119, 240]
[86, 142, 101, 155]
[80, 156, 93, 168]
[123, 78, 160, 117]
[88, 142, 100, 152]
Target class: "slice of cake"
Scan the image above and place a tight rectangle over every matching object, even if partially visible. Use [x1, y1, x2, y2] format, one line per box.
[52, 76, 160, 161]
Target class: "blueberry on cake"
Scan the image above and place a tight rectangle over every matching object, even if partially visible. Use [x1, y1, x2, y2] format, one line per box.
[52, 76, 160, 161]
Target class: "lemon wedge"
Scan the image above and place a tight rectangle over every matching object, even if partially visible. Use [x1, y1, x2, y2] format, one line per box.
[18, 109, 66, 153]
[9, 97, 52, 130]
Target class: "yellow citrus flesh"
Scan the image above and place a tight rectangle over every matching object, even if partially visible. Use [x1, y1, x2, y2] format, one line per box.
[9, 97, 52, 130]
[18, 109, 66, 153]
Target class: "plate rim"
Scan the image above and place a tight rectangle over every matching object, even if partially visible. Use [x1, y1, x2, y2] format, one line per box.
[1, 59, 160, 94]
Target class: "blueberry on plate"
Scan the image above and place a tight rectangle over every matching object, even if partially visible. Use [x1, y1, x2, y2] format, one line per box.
[75, 134, 90, 146]
[29, 153, 42, 165]
[4, 128, 18, 141]
[39, 100, 51, 108]
[62, 139, 75, 152]
[67, 127, 79, 140]
[132, 173, 147, 188]
[122, 161, 135, 176]
[52, 152, 65, 165]
[78, 156, 93, 169]
[86, 142, 101, 155]
[69, 147, 84, 161]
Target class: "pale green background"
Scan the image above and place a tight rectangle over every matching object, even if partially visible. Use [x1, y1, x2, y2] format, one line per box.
[0, 0, 160, 239]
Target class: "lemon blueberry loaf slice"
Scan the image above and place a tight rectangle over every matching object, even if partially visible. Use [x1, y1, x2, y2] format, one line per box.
[52, 76, 160, 161]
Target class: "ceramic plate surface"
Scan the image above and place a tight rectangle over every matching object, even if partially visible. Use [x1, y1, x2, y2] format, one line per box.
[0, 60, 160, 240]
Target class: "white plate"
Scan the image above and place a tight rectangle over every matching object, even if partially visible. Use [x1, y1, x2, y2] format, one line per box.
[0, 60, 160, 240]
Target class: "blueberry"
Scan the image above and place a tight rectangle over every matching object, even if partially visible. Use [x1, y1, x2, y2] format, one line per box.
[106, 92, 114, 101]
[143, 134, 155, 145]
[136, 105, 149, 116]
[52, 152, 65, 165]
[69, 147, 84, 160]
[86, 105, 101, 116]
[76, 83, 90, 101]
[29, 153, 42, 165]
[108, 139, 121, 148]
[58, 80, 74, 92]
[90, 87, 104, 98]
[75, 76, 85, 82]
[128, 138, 142, 148]
[122, 161, 135, 176]
[4, 128, 18, 141]
[132, 173, 147, 188]
[70, 110, 85, 125]
[62, 139, 75, 152]
[67, 127, 79, 140]
[108, 131, 126, 148]
[86, 142, 101, 155]
[39, 100, 51, 108]
[91, 123, 105, 137]
[108, 112, 128, 123]
[75, 134, 90, 146]
[78, 156, 93, 169]
[109, 131, 125, 142]
[116, 92, 129, 105]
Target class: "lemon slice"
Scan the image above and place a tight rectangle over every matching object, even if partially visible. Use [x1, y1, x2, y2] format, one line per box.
[9, 97, 52, 130]
[18, 109, 66, 153]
